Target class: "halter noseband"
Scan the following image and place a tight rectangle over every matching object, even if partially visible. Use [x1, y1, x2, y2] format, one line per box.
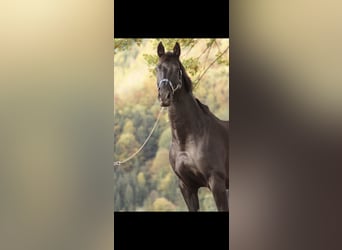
[158, 69, 183, 94]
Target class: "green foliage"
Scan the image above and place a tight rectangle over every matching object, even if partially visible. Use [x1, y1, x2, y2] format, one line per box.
[158, 172, 173, 192]
[137, 172, 146, 187]
[124, 184, 134, 210]
[199, 188, 217, 211]
[142, 54, 158, 74]
[158, 128, 171, 149]
[114, 191, 122, 210]
[116, 133, 138, 158]
[150, 148, 169, 177]
[114, 39, 142, 54]
[181, 57, 200, 77]
[122, 120, 135, 134]
[152, 197, 176, 211]
[114, 39, 229, 211]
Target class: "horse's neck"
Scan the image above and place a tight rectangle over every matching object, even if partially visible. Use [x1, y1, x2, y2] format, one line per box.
[168, 93, 203, 144]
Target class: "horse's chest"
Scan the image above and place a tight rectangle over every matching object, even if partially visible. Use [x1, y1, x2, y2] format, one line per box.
[172, 149, 208, 187]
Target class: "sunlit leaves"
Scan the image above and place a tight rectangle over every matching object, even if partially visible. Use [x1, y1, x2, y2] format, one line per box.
[158, 172, 173, 192]
[182, 57, 200, 77]
[137, 172, 146, 187]
[142, 54, 158, 74]
[114, 38, 142, 55]
[152, 197, 176, 211]
[158, 127, 171, 149]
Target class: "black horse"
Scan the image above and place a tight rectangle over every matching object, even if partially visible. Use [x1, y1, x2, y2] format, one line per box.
[156, 42, 229, 211]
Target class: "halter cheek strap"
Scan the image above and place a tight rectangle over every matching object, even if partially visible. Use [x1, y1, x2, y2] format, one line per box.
[158, 70, 183, 94]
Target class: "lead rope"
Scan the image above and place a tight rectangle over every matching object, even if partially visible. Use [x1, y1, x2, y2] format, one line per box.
[113, 107, 165, 167]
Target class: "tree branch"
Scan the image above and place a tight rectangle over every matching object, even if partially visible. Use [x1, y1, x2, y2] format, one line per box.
[193, 46, 229, 88]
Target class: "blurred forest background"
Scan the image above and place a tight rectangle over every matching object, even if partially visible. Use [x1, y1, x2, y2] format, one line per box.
[114, 39, 229, 211]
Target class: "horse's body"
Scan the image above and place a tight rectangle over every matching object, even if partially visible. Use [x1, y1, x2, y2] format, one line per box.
[156, 42, 229, 211]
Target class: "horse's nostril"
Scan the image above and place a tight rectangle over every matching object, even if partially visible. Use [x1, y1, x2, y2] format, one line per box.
[166, 93, 170, 99]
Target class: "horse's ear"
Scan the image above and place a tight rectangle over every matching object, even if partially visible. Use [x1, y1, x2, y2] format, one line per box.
[173, 42, 181, 57]
[157, 42, 165, 57]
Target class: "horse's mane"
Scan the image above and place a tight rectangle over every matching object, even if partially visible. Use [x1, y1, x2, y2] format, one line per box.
[179, 62, 193, 93]
[195, 97, 229, 126]
[195, 98, 210, 114]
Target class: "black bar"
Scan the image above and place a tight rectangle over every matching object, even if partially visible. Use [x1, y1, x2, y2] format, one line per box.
[114, 212, 229, 250]
[114, 0, 229, 38]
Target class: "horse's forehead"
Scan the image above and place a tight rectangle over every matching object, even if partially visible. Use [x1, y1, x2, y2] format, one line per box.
[160, 56, 179, 67]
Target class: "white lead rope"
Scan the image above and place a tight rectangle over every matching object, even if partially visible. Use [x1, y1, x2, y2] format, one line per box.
[113, 107, 165, 167]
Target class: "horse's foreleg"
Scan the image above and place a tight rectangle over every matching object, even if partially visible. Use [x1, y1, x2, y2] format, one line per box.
[209, 175, 229, 212]
[179, 181, 199, 212]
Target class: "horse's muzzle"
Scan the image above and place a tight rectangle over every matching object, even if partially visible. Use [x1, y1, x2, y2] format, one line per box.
[158, 89, 171, 107]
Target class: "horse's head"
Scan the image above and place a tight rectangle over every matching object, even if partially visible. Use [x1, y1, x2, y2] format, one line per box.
[156, 42, 183, 107]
